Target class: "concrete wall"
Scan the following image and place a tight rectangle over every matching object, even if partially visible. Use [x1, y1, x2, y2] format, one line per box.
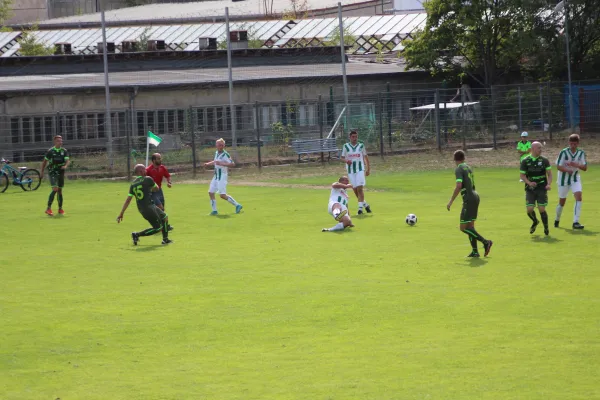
[5, 0, 48, 24]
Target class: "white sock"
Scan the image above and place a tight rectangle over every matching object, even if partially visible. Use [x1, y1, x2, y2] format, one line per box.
[333, 209, 341, 218]
[210, 199, 217, 211]
[574, 201, 582, 223]
[227, 196, 239, 206]
[358, 202, 364, 209]
[555, 204, 563, 221]
[329, 222, 345, 231]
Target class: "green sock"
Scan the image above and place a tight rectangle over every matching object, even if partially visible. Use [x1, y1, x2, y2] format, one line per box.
[57, 192, 63, 208]
[540, 211, 548, 228]
[464, 228, 487, 244]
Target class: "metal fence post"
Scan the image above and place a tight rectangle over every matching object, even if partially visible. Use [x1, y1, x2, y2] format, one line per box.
[386, 82, 392, 150]
[518, 86, 522, 133]
[318, 94, 324, 163]
[547, 82, 553, 141]
[491, 86, 497, 150]
[255, 101, 262, 169]
[125, 109, 131, 178]
[189, 106, 197, 176]
[461, 87, 466, 151]
[435, 89, 441, 151]
[378, 92, 384, 158]
[539, 85, 544, 135]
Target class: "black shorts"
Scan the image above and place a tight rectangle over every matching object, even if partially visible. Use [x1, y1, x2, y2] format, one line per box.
[460, 194, 480, 224]
[49, 170, 65, 188]
[141, 206, 167, 229]
[526, 188, 548, 207]
[151, 188, 165, 207]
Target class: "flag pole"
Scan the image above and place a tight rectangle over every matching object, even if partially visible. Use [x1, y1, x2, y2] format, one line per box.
[145, 132, 150, 166]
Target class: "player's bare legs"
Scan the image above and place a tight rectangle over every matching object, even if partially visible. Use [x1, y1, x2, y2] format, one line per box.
[323, 203, 354, 232]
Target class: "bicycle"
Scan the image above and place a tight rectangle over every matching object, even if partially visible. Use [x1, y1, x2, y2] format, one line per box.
[1, 158, 42, 193]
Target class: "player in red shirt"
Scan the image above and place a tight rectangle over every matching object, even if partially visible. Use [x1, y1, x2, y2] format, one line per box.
[146, 153, 172, 211]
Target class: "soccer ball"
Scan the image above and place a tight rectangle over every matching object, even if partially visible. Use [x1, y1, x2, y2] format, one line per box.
[405, 214, 418, 226]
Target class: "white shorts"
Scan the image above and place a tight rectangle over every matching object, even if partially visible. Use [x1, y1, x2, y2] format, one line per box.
[209, 177, 228, 194]
[348, 171, 366, 187]
[328, 201, 348, 219]
[558, 180, 582, 198]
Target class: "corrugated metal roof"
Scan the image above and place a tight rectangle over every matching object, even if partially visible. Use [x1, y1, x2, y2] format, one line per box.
[36, 0, 373, 26]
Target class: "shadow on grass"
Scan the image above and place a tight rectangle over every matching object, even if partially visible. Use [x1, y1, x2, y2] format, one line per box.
[213, 214, 232, 219]
[127, 244, 165, 251]
[530, 235, 562, 243]
[561, 228, 598, 236]
[465, 257, 488, 267]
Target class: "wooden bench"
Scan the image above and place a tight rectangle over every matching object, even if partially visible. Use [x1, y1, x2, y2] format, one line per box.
[290, 138, 340, 163]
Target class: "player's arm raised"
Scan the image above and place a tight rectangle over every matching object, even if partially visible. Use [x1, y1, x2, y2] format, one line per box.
[332, 182, 352, 190]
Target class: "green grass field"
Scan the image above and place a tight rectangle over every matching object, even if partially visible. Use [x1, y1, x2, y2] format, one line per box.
[2, 161, 600, 400]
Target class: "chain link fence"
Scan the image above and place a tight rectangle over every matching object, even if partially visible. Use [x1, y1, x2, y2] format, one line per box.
[2, 81, 599, 178]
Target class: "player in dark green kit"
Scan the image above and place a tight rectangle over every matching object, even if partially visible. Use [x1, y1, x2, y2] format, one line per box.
[40, 135, 70, 216]
[447, 150, 493, 257]
[520, 141, 553, 235]
[117, 164, 172, 245]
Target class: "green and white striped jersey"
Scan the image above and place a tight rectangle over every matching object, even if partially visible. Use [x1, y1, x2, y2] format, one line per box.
[341, 141, 367, 174]
[213, 150, 232, 181]
[556, 147, 586, 186]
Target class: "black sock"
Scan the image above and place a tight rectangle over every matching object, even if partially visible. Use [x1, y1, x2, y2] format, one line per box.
[48, 191, 56, 208]
[527, 211, 538, 223]
[540, 211, 549, 228]
[57, 192, 63, 208]
[138, 227, 160, 237]
[162, 219, 169, 239]
[469, 235, 478, 253]
[464, 228, 487, 244]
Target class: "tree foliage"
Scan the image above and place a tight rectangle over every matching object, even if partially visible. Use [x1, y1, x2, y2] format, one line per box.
[19, 25, 55, 56]
[0, 0, 13, 28]
[403, 0, 556, 87]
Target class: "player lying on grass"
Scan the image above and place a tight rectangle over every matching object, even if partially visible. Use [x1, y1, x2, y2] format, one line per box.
[117, 164, 172, 245]
[322, 176, 355, 232]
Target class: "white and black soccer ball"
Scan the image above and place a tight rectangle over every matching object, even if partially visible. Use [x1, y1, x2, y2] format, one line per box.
[405, 214, 418, 226]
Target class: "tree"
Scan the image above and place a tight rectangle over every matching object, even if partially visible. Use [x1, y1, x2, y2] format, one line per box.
[19, 25, 55, 56]
[1, 0, 13, 28]
[403, 0, 552, 88]
[282, 0, 309, 20]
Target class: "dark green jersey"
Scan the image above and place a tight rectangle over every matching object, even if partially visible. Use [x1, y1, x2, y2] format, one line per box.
[455, 163, 477, 199]
[520, 155, 551, 189]
[128, 176, 158, 212]
[44, 147, 69, 172]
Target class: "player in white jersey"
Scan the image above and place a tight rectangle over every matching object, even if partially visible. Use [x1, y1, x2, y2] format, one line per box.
[203, 138, 243, 215]
[555, 134, 587, 229]
[322, 176, 354, 232]
[341, 130, 371, 215]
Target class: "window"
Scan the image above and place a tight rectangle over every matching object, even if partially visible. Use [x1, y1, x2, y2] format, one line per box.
[236, 106, 243, 130]
[11, 118, 19, 144]
[307, 104, 316, 126]
[117, 112, 127, 139]
[289, 104, 297, 127]
[216, 107, 223, 131]
[196, 109, 205, 132]
[22, 118, 32, 143]
[65, 115, 75, 140]
[177, 110, 185, 133]
[207, 108, 215, 132]
[44, 117, 53, 141]
[270, 105, 279, 125]
[225, 107, 231, 131]
[167, 110, 175, 134]
[98, 114, 105, 138]
[34, 117, 43, 142]
[261, 106, 269, 129]
[280, 103, 288, 126]
[137, 111, 145, 136]
[87, 114, 96, 139]
[158, 111, 166, 135]
[327, 102, 334, 125]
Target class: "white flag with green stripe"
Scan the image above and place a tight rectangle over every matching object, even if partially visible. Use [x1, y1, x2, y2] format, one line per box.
[147, 131, 162, 147]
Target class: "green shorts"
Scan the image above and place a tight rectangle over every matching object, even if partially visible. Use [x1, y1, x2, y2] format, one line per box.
[460, 195, 480, 224]
[526, 189, 548, 207]
[49, 170, 65, 188]
[141, 206, 167, 229]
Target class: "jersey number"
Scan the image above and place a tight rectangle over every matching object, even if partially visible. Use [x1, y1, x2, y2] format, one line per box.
[134, 186, 144, 200]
